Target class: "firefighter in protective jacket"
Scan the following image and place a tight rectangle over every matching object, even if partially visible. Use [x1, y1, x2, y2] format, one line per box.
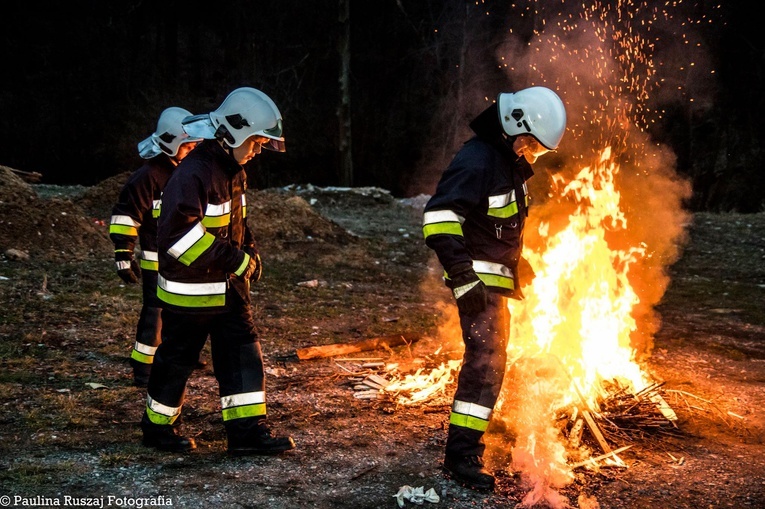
[140, 87, 295, 455]
[423, 87, 567, 490]
[109, 107, 202, 387]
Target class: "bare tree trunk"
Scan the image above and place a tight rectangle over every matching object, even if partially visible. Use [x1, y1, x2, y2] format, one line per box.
[338, 0, 353, 186]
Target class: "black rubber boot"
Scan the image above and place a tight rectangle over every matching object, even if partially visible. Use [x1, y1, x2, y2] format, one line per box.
[227, 423, 296, 456]
[141, 420, 196, 453]
[443, 455, 495, 491]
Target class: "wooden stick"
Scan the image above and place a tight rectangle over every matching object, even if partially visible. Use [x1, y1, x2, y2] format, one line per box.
[6, 167, 42, 183]
[295, 333, 421, 360]
[582, 409, 612, 454]
[570, 444, 633, 469]
[665, 389, 712, 404]
[649, 393, 678, 426]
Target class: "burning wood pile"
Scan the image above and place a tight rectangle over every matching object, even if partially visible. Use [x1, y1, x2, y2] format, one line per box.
[557, 378, 680, 469]
[304, 330, 683, 473]
[317, 340, 682, 473]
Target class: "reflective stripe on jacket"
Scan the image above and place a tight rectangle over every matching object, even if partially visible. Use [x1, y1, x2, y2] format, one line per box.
[423, 136, 531, 296]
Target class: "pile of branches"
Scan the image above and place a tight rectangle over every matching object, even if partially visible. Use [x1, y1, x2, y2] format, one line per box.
[595, 380, 682, 443]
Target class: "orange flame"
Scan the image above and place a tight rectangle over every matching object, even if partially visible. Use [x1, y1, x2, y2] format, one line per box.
[484, 146, 659, 507]
[509, 146, 650, 408]
[385, 359, 462, 405]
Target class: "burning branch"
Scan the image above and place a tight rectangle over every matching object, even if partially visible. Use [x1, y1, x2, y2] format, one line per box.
[294, 333, 421, 360]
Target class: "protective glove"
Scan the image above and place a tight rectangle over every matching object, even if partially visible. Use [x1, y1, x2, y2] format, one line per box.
[243, 246, 263, 283]
[448, 263, 487, 316]
[516, 256, 536, 288]
[115, 249, 140, 284]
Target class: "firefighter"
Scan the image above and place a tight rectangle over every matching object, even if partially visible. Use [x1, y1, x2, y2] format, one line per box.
[140, 87, 295, 455]
[109, 107, 203, 387]
[422, 87, 567, 490]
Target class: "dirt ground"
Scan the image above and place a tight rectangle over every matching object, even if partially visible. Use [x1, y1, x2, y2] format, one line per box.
[1, 167, 764, 509]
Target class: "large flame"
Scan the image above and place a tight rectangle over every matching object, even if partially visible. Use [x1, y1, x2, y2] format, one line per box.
[485, 145, 655, 506]
[510, 146, 649, 407]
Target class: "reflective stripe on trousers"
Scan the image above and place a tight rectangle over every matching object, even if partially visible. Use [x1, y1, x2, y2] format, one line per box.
[130, 306, 162, 365]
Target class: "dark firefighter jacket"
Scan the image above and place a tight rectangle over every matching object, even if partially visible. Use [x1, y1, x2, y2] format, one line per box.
[422, 104, 534, 298]
[156, 140, 257, 313]
[109, 155, 176, 272]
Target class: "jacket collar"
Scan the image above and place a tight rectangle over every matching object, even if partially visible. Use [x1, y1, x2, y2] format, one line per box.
[202, 139, 244, 176]
[469, 103, 534, 180]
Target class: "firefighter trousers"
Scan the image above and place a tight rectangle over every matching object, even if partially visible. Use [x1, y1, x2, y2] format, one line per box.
[142, 295, 267, 440]
[445, 292, 510, 458]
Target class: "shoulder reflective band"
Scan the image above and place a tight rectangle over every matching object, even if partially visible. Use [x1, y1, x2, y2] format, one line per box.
[109, 215, 140, 236]
[449, 400, 493, 432]
[422, 210, 465, 239]
[221, 391, 267, 421]
[201, 200, 232, 228]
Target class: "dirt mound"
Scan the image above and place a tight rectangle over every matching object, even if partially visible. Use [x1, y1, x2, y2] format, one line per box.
[0, 167, 359, 263]
[0, 165, 37, 206]
[0, 167, 111, 261]
[75, 171, 130, 220]
[0, 198, 112, 261]
[247, 189, 358, 250]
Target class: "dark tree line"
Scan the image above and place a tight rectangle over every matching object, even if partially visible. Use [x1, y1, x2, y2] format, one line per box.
[0, 0, 762, 212]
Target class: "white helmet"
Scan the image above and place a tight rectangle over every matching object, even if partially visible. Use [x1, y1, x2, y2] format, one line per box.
[209, 87, 285, 152]
[138, 107, 202, 159]
[498, 87, 567, 150]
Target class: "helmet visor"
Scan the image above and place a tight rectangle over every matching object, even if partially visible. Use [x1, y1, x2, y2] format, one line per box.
[263, 138, 286, 152]
[259, 118, 285, 152]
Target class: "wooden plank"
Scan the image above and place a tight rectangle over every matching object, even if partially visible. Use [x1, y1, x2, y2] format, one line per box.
[649, 393, 679, 426]
[295, 334, 421, 360]
[582, 409, 612, 454]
